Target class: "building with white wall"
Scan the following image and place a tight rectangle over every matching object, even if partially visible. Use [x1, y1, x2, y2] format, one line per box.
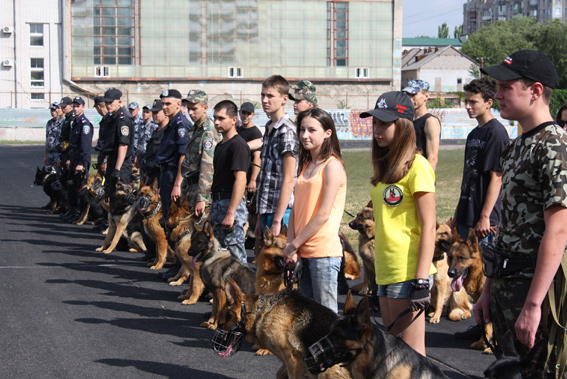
[0, 0, 64, 108]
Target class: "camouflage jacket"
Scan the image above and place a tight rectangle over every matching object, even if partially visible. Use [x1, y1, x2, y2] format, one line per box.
[45, 117, 64, 161]
[180, 116, 221, 203]
[495, 122, 567, 263]
[131, 115, 144, 157]
[136, 119, 157, 156]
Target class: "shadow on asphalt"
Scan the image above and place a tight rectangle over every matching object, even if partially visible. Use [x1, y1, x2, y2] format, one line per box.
[94, 359, 234, 379]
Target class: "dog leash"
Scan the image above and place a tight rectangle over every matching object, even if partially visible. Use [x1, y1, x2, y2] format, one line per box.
[372, 308, 425, 338]
[481, 321, 496, 354]
[283, 259, 303, 289]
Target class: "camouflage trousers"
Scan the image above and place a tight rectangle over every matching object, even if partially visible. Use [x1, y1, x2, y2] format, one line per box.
[211, 198, 248, 265]
[490, 277, 555, 373]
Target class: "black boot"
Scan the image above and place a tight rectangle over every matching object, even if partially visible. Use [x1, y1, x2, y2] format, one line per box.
[68, 208, 83, 223]
[60, 208, 75, 221]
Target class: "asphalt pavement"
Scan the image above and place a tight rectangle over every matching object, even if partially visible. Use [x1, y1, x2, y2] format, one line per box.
[0, 145, 494, 378]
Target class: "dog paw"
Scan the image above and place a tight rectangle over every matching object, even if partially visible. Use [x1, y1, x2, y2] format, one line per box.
[181, 298, 197, 305]
[429, 316, 441, 324]
[470, 341, 487, 350]
[150, 265, 163, 270]
[169, 280, 183, 286]
[255, 348, 272, 356]
[482, 347, 494, 355]
[102, 249, 113, 254]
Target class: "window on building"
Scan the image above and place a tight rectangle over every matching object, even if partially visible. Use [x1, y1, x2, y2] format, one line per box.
[92, 0, 135, 65]
[327, 2, 349, 67]
[30, 58, 44, 87]
[30, 23, 44, 46]
[355, 67, 369, 78]
[31, 93, 45, 100]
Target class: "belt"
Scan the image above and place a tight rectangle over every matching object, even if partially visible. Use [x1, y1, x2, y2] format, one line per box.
[212, 192, 232, 201]
[159, 164, 177, 172]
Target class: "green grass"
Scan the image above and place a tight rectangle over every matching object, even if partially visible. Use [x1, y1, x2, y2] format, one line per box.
[341, 149, 464, 250]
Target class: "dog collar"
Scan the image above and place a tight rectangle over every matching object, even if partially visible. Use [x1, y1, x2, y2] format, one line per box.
[432, 253, 445, 262]
[140, 201, 161, 220]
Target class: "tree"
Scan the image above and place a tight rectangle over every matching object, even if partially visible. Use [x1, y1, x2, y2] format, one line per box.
[462, 17, 567, 88]
[438, 22, 449, 38]
[454, 24, 464, 40]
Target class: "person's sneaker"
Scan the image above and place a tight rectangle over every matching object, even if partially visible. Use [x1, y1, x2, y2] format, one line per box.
[454, 324, 483, 340]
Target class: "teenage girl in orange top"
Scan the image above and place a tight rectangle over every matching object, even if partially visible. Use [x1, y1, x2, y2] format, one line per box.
[283, 108, 347, 313]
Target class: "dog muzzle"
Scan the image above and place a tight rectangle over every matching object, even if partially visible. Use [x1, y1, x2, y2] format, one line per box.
[211, 325, 246, 358]
[124, 191, 137, 204]
[305, 318, 362, 375]
[137, 196, 151, 212]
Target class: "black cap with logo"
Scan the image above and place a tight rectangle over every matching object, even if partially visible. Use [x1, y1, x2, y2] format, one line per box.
[360, 91, 414, 122]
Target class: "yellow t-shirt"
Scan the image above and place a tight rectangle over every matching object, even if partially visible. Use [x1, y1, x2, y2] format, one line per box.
[371, 154, 436, 285]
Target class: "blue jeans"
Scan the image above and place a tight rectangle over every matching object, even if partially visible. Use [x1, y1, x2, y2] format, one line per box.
[457, 224, 495, 246]
[260, 209, 291, 233]
[300, 256, 341, 314]
[211, 199, 248, 265]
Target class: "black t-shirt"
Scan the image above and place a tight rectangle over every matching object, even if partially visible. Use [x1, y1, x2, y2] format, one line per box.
[103, 106, 134, 160]
[456, 118, 510, 227]
[414, 113, 434, 158]
[144, 126, 167, 175]
[237, 125, 263, 181]
[211, 134, 250, 193]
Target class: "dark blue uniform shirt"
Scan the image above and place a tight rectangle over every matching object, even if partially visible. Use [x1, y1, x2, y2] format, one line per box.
[69, 113, 93, 168]
[156, 110, 190, 167]
[103, 106, 134, 161]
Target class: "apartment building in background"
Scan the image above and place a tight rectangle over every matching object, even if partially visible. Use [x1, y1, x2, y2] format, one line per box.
[464, 0, 567, 34]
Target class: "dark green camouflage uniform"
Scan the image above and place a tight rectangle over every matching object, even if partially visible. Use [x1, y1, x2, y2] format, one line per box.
[491, 122, 567, 367]
[180, 116, 221, 209]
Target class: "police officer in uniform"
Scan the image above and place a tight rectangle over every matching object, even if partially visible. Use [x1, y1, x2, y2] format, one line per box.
[143, 99, 168, 188]
[156, 89, 191, 219]
[179, 89, 221, 218]
[57, 97, 75, 168]
[44, 102, 64, 168]
[102, 88, 135, 203]
[93, 95, 110, 176]
[60, 96, 94, 222]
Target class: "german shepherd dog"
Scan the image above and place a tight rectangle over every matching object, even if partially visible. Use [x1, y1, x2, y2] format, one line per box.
[306, 292, 448, 379]
[136, 178, 174, 270]
[96, 181, 146, 254]
[74, 172, 106, 226]
[165, 198, 195, 286]
[348, 200, 376, 295]
[34, 166, 70, 214]
[428, 220, 472, 324]
[87, 172, 109, 213]
[188, 221, 255, 330]
[217, 279, 350, 379]
[484, 330, 547, 379]
[447, 228, 492, 351]
[340, 231, 361, 280]
[254, 225, 288, 295]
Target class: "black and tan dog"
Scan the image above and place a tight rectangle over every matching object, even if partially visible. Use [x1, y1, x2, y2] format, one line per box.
[165, 198, 196, 287]
[340, 231, 361, 281]
[305, 292, 448, 379]
[217, 279, 350, 379]
[348, 200, 376, 295]
[428, 219, 472, 324]
[34, 166, 70, 214]
[136, 178, 174, 270]
[188, 221, 255, 330]
[74, 172, 106, 226]
[254, 225, 288, 295]
[484, 330, 547, 379]
[448, 228, 492, 351]
[96, 181, 146, 254]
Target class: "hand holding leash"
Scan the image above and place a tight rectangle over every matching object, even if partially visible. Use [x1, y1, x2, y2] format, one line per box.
[408, 279, 430, 312]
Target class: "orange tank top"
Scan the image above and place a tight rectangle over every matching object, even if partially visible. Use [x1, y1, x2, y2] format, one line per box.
[293, 156, 346, 258]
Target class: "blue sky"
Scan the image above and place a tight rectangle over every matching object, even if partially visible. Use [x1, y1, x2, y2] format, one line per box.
[402, 0, 466, 38]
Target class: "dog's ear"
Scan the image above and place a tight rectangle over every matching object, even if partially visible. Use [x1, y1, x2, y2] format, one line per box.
[446, 217, 454, 227]
[263, 226, 273, 245]
[344, 290, 356, 315]
[203, 220, 214, 237]
[225, 279, 243, 308]
[150, 177, 159, 191]
[436, 222, 440, 229]
[452, 226, 461, 242]
[522, 338, 548, 377]
[366, 200, 373, 209]
[355, 297, 372, 339]
[466, 228, 479, 250]
[280, 224, 288, 237]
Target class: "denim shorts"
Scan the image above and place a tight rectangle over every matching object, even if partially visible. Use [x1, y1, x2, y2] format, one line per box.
[377, 275, 434, 299]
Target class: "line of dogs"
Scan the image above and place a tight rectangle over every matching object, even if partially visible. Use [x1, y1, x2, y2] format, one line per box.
[34, 168, 547, 378]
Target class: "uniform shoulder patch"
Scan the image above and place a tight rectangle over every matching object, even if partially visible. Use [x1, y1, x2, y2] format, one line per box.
[178, 128, 186, 139]
[121, 125, 129, 136]
[83, 124, 91, 135]
[203, 136, 214, 151]
[119, 111, 125, 119]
